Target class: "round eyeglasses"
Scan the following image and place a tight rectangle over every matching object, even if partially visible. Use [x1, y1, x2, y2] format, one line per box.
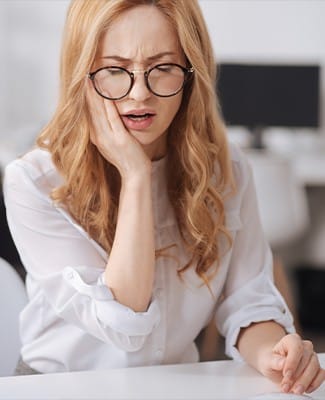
[88, 63, 194, 100]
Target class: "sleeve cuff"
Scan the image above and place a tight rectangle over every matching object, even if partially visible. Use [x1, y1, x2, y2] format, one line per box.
[63, 266, 160, 337]
[223, 309, 296, 362]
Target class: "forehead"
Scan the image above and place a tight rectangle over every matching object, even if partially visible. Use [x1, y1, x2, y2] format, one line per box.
[99, 5, 182, 60]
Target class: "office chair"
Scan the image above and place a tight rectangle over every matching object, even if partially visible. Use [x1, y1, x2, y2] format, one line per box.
[246, 150, 309, 249]
[0, 257, 27, 376]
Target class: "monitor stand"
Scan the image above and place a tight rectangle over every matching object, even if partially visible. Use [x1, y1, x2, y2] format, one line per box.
[250, 125, 265, 149]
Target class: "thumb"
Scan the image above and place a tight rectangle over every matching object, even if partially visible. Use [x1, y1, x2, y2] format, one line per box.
[270, 354, 286, 372]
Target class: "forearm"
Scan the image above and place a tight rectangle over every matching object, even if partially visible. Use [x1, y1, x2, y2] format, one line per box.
[237, 321, 286, 372]
[104, 172, 155, 312]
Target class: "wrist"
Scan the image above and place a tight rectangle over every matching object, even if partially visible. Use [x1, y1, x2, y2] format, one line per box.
[119, 162, 152, 184]
[238, 321, 286, 371]
[121, 167, 152, 188]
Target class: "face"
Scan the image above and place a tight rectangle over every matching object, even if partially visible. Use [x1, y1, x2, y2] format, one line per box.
[94, 5, 185, 160]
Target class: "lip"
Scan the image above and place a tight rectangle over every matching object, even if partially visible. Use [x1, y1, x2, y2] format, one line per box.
[121, 109, 156, 131]
[121, 108, 156, 117]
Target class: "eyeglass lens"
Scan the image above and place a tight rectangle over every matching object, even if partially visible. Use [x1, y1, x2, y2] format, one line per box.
[92, 64, 186, 99]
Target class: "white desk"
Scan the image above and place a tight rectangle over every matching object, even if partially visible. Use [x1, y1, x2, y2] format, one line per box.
[0, 354, 324, 400]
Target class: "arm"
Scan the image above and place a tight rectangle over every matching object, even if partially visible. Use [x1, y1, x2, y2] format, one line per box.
[215, 144, 324, 394]
[105, 173, 155, 311]
[237, 321, 286, 374]
[86, 80, 155, 312]
[216, 147, 295, 360]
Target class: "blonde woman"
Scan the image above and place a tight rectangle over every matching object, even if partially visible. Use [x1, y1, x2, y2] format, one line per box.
[4, 0, 324, 394]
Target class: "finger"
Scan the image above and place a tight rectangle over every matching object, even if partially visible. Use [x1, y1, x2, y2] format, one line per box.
[269, 354, 286, 372]
[291, 352, 322, 395]
[103, 96, 127, 134]
[279, 334, 304, 381]
[306, 367, 325, 394]
[292, 341, 314, 380]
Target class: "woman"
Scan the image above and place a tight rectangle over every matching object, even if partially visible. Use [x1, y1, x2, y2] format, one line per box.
[4, 0, 324, 394]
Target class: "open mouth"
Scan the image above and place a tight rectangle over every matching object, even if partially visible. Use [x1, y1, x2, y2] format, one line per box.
[125, 113, 155, 121]
[121, 111, 156, 130]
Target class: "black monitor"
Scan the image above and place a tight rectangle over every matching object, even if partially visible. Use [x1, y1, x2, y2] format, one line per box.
[217, 63, 320, 148]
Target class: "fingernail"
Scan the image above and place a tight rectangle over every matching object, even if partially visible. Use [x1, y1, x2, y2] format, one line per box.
[282, 383, 290, 393]
[294, 384, 304, 395]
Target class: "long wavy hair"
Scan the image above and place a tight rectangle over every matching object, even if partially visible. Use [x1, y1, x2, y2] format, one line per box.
[37, 0, 235, 285]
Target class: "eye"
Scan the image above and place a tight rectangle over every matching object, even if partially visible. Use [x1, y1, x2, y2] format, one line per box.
[155, 64, 173, 73]
[105, 67, 125, 76]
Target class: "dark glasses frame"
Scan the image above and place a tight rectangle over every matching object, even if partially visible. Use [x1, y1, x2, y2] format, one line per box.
[88, 63, 194, 100]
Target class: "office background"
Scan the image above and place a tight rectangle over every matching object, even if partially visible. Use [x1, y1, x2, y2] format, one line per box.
[0, 0, 324, 349]
[1, 1, 324, 150]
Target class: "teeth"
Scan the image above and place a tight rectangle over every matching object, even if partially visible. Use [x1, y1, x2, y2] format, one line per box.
[127, 114, 150, 120]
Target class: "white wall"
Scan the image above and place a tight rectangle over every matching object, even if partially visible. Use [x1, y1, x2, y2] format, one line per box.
[0, 0, 69, 164]
[0, 1, 8, 143]
[0, 0, 324, 162]
[200, 0, 325, 62]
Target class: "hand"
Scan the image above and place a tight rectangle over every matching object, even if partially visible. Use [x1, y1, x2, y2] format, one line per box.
[260, 333, 325, 395]
[86, 79, 151, 180]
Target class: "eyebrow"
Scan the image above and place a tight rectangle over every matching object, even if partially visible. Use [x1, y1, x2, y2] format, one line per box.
[100, 51, 177, 61]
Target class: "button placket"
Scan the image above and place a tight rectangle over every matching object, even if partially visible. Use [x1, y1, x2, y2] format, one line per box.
[151, 159, 169, 363]
[152, 248, 166, 363]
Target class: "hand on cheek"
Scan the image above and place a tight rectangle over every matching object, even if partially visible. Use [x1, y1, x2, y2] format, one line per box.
[85, 79, 151, 179]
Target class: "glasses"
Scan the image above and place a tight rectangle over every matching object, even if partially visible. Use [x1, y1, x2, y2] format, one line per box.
[88, 63, 194, 100]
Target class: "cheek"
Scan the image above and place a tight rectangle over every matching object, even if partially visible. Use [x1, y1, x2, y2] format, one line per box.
[162, 95, 183, 123]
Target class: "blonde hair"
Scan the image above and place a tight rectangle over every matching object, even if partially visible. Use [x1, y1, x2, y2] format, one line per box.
[37, 0, 235, 285]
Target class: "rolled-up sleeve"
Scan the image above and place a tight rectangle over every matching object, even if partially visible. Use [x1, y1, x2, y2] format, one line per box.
[4, 160, 160, 352]
[215, 148, 295, 361]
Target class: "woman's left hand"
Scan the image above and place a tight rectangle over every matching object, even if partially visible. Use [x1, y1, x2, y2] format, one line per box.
[261, 333, 325, 395]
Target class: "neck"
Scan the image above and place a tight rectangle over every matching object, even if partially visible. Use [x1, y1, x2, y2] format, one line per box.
[142, 134, 168, 161]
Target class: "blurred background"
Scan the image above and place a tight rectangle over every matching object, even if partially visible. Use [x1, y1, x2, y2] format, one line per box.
[0, 0, 324, 353]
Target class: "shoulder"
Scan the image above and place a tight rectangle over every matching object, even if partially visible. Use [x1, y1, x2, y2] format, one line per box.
[222, 141, 254, 216]
[228, 141, 252, 192]
[4, 147, 63, 197]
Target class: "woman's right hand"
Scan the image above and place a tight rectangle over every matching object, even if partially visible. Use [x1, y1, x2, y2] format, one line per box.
[86, 79, 151, 181]
[86, 79, 155, 312]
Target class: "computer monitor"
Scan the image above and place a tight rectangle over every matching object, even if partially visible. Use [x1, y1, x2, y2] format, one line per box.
[217, 63, 320, 148]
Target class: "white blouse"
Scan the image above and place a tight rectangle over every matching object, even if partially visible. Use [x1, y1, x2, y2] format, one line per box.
[3, 142, 294, 373]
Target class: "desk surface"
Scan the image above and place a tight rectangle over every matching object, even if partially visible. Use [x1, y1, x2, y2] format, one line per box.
[0, 354, 324, 400]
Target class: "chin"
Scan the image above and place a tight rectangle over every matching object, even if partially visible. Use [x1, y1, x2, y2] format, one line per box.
[131, 130, 162, 143]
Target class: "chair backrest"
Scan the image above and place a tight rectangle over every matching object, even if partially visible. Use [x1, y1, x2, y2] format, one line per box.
[246, 150, 310, 249]
[0, 258, 27, 376]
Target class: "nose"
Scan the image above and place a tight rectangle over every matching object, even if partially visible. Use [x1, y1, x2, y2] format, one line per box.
[128, 71, 151, 101]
